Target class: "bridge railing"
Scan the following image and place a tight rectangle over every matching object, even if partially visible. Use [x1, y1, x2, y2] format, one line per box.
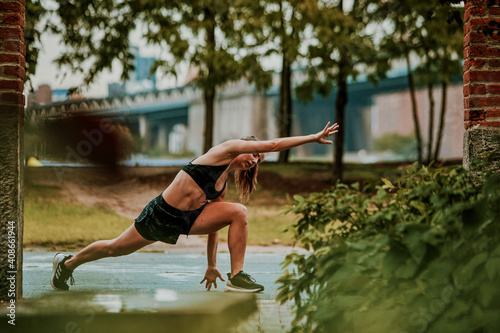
[26, 85, 200, 121]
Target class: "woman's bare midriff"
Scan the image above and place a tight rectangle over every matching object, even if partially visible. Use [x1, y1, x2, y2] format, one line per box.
[162, 170, 227, 211]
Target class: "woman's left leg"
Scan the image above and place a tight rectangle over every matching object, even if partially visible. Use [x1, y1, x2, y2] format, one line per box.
[52, 223, 154, 290]
[64, 223, 155, 271]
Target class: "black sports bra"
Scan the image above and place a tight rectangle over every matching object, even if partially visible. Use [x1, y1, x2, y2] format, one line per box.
[182, 161, 229, 200]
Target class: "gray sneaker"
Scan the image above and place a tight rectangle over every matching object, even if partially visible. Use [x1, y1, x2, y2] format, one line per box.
[50, 253, 75, 291]
[225, 271, 264, 292]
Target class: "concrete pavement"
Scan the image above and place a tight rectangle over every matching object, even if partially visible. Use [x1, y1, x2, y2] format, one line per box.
[21, 250, 297, 332]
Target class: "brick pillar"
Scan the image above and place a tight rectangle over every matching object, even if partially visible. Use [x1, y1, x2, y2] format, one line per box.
[463, 0, 500, 175]
[0, 0, 25, 302]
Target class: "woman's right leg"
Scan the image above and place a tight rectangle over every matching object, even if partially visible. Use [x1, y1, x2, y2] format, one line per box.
[189, 202, 264, 292]
[188, 202, 249, 278]
[64, 223, 155, 271]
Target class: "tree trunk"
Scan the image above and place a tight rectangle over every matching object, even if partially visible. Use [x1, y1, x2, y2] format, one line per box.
[278, 53, 292, 163]
[434, 81, 447, 162]
[202, 9, 216, 154]
[405, 53, 423, 164]
[333, 63, 348, 181]
[426, 83, 435, 163]
[277, 1, 293, 164]
[203, 88, 215, 153]
[333, 0, 348, 181]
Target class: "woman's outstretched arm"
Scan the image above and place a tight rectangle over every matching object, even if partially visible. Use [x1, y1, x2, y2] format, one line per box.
[220, 122, 339, 156]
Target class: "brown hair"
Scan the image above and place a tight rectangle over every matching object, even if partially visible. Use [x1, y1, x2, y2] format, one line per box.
[235, 136, 261, 202]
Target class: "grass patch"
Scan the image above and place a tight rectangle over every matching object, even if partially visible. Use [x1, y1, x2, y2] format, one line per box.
[23, 162, 410, 249]
[24, 182, 294, 249]
[24, 184, 131, 249]
[259, 162, 330, 179]
[343, 163, 405, 181]
[217, 206, 296, 246]
[260, 161, 405, 183]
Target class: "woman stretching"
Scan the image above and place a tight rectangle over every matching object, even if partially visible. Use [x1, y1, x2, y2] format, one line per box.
[51, 122, 339, 292]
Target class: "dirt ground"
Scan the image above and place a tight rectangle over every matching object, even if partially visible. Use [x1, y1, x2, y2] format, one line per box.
[25, 165, 323, 253]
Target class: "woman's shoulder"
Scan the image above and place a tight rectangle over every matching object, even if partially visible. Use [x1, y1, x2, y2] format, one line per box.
[194, 143, 236, 164]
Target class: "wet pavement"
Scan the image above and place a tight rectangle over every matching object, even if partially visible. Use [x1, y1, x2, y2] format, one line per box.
[21, 251, 297, 332]
[24, 251, 287, 299]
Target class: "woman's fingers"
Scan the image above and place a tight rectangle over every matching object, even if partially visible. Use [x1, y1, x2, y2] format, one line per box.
[315, 122, 338, 144]
[329, 124, 339, 134]
[322, 121, 331, 134]
[329, 123, 339, 131]
[203, 279, 215, 291]
[323, 123, 339, 137]
[201, 270, 225, 291]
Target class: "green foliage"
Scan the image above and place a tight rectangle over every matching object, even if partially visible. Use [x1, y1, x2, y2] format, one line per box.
[413, 3, 464, 87]
[277, 164, 500, 332]
[296, 1, 386, 103]
[358, 0, 464, 164]
[25, 0, 47, 89]
[46, 0, 138, 90]
[39, 0, 272, 94]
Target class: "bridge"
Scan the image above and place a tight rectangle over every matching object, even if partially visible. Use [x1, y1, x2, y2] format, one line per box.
[26, 85, 199, 153]
[25, 70, 464, 159]
[25, 73, 419, 158]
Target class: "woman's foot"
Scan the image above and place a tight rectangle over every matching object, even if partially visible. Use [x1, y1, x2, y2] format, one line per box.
[225, 271, 264, 292]
[50, 253, 75, 291]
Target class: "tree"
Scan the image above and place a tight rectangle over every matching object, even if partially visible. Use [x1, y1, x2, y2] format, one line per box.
[256, 0, 314, 163]
[296, 0, 387, 181]
[366, 0, 426, 164]
[413, 4, 463, 163]
[363, 0, 463, 164]
[24, 0, 46, 89]
[43, 0, 271, 153]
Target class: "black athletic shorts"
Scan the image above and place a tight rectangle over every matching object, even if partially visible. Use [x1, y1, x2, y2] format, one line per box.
[134, 194, 207, 244]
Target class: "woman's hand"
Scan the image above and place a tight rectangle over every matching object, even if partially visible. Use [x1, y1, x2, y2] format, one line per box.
[314, 122, 339, 144]
[200, 266, 225, 291]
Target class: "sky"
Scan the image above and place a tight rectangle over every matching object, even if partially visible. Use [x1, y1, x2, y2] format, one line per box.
[28, 30, 171, 98]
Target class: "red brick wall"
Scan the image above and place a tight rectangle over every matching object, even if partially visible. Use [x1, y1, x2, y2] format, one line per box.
[464, 0, 500, 128]
[0, 0, 25, 112]
[0, 0, 25, 301]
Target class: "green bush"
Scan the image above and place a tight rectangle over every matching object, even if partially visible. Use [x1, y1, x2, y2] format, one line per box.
[276, 163, 500, 333]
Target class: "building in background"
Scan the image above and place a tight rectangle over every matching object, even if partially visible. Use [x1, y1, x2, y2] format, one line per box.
[34, 84, 52, 105]
[27, 85, 83, 107]
[27, 69, 465, 163]
[108, 46, 157, 97]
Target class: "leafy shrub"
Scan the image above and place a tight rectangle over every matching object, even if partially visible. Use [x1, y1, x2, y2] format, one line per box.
[276, 163, 500, 333]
